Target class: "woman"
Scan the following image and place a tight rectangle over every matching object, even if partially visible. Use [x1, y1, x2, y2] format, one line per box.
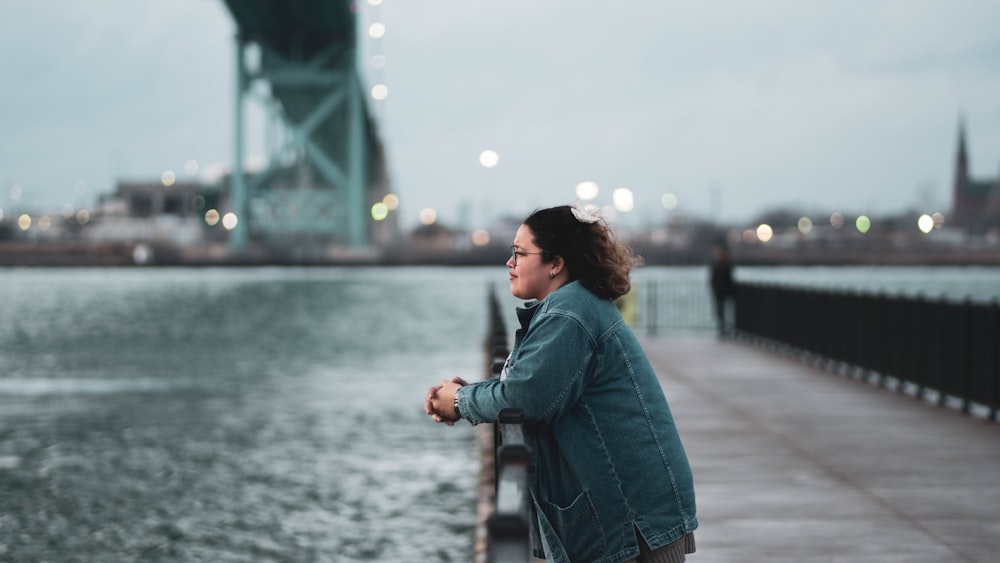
[425, 204, 698, 562]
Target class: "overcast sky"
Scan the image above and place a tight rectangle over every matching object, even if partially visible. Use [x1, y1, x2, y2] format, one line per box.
[2, 0, 999, 230]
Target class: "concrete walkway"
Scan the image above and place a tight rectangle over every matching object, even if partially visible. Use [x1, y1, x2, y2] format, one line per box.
[642, 336, 1000, 563]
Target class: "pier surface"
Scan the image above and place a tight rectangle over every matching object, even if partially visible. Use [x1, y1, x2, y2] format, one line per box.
[642, 336, 1000, 563]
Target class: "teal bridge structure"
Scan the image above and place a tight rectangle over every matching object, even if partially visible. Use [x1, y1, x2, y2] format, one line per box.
[221, 0, 390, 254]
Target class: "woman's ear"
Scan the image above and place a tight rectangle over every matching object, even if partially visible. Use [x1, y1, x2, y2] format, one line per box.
[550, 255, 565, 278]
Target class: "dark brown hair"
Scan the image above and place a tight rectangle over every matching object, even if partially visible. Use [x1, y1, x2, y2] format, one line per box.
[523, 205, 641, 300]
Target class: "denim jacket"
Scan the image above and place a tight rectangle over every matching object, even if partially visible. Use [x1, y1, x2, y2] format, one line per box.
[458, 281, 698, 562]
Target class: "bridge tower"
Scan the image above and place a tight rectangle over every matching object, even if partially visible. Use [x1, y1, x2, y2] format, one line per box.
[222, 1, 390, 256]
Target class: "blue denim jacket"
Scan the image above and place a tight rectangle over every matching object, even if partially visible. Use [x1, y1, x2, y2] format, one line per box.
[458, 281, 698, 562]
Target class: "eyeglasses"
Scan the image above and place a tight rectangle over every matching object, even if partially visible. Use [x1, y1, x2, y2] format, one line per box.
[510, 245, 544, 267]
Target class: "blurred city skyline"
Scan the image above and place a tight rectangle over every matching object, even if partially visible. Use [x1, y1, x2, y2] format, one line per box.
[1, 0, 999, 231]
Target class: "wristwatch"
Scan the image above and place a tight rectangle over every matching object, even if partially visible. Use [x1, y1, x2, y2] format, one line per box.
[453, 387, 462, 419]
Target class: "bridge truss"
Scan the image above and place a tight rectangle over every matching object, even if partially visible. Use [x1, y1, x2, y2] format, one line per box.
[222, 0, 390, 253]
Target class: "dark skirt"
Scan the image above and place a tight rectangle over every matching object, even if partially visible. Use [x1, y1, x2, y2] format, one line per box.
[626, 532, 696, 563]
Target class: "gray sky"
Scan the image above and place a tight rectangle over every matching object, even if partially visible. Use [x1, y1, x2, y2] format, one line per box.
[2, 0, 999, 230]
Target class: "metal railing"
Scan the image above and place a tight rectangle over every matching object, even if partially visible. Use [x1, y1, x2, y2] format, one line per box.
[479, 288, 532, 563]
[633, 277, 716, 336]
[489, 409, 531, 562]
[735, 282, 1000, 421]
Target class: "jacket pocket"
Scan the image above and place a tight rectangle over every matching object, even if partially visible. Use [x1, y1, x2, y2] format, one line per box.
[545, 491, 606, 561]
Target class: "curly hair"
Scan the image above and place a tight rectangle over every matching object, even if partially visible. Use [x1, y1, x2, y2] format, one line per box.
[523, 205, 641, 300]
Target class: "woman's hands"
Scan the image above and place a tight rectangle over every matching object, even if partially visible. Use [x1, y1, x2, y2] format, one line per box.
[424, 377, 468, 426]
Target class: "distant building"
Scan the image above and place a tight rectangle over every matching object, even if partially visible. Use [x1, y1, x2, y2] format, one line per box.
[85, 180, 223, 247]
[953, 116, 1000, 233]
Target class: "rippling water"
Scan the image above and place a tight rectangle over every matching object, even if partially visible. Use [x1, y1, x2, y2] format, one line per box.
[0, 267, 502, 562]
[2, 264, 997, 561]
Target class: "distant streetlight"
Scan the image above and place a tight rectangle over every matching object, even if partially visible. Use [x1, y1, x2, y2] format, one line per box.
[479, 150, 499, 168]
[205, 209, 220, 226]
[661, 192, 678, 210]
[576, 181, 599, 200]
[419, 208, 437, 225]
[856, 215, 871, 234]
[612, 188, 634, 212]
[797, 217, 813, 234]
[917, 214, 934, 234]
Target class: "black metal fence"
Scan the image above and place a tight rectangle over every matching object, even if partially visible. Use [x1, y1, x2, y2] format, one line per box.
[481, 288, 531, 563]
[735, 282, 1000, 421]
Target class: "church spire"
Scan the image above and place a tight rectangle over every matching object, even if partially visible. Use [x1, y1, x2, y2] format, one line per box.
[957, 113, 968, 172]
[953, 112, 970, 222]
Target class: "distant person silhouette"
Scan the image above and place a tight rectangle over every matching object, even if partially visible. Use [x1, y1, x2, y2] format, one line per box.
[710, 245, 735, 335]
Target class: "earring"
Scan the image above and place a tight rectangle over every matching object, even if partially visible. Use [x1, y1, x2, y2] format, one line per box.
[549, 271, 557, 279]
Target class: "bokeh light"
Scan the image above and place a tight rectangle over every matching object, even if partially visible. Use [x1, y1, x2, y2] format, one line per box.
[855, 215, 871, 234]
[479, 150, 499, 168]
[368, 22, 385, 38]
[471, 229, 490, 246]
[371, 84, 388, 101]
[612, 188, 634, 212]
[917, 214, 934, 234]
[383, 193, 399, 210]
[419, 208, 437, 225]
[222, 212, 238, 230]
[661, 193, 678, 210]
[38, 215, 51, 231]
[76, 209, 90, 224]
[829, 212, 844, 229]
[370, 54, 387, 70]
[756, 224, 773, 243]
[371, 202, 389, 221]
[184, 160, 199, 175]
[575, 181, 599, 200]
[797, 216, 813, 234]
[17, 214, 31, 231]
[204, 209, 219, 226]
[161, 170, 176, 187]
[932, 212, 945, 228]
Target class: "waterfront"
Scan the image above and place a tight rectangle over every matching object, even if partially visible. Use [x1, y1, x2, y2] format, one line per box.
[0, 267, 496, 562]
[1, 265, 998, 561]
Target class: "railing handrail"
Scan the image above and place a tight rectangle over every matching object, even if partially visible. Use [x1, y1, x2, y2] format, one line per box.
[488, 408, 531, 563]
[480, 287, 532, 563]
[734, 281, 1000, 422]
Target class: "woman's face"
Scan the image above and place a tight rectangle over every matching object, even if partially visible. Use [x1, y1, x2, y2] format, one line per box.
[507, 224, 555, 301]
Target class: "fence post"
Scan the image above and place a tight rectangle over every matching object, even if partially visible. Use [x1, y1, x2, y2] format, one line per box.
[489, 408, 531, 563]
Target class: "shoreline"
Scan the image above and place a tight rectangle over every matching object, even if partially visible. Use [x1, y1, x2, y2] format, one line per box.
[3, 242, 1000, 268]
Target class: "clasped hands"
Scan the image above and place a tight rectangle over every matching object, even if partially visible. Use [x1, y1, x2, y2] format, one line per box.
[424, 376, 468, 426]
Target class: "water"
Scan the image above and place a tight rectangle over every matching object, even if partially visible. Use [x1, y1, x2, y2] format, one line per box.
[0, 267, 501, 562]
[2, 265, 998, 561]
